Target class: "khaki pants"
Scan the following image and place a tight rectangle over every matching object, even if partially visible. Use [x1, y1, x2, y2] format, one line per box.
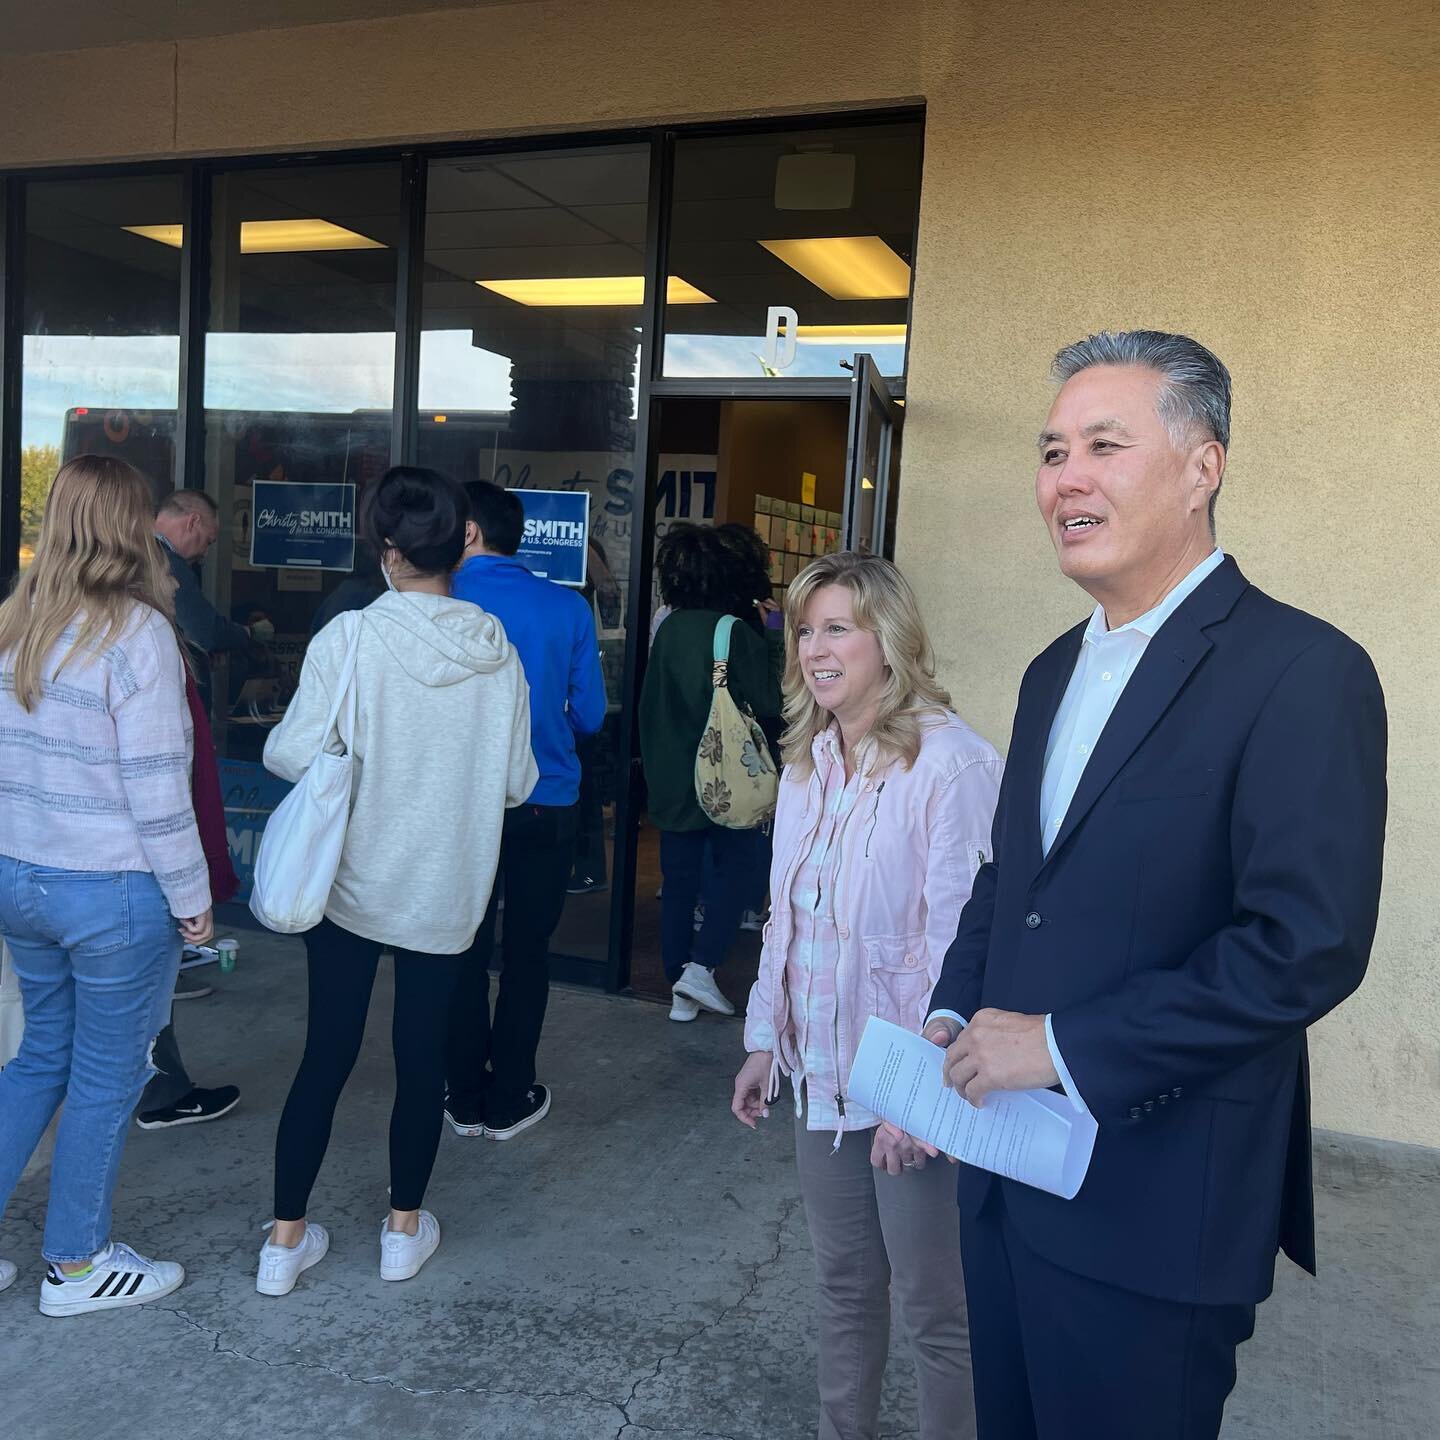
[795, 1119, 977, 1440]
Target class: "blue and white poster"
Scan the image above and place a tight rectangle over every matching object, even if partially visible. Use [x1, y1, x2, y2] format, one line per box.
[219, 759, 293, 903]
[515, 489, 589, 586]
[250, 481, 356, 572]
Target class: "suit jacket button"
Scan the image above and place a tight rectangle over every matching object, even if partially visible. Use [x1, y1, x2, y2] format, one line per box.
[1172, 1087, 1182, 1098]
[1158, 1094, 1168, 1105]
[1025, 911, 1042, 930]
[1129, 1106, 1141, 1119]
[1144, 1101, 1155, 1112]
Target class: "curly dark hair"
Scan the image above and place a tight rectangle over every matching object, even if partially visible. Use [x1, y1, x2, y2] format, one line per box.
[656, 523, 755, 615]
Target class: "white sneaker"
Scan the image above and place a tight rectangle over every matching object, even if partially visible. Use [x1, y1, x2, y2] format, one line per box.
[255, 1222, 330, 1297]
[669, 990, 700, 1022]
[672, 961, 735, 1016]
[38, 1242, 184, 1317]
[379, 1210, 440, 1282]
[0, 1257, 16, 1292]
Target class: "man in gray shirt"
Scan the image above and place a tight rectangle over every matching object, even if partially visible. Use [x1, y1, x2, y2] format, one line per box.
[154, 489, 251, 657]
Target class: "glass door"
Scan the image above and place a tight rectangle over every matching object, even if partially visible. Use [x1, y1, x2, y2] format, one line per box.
[841, 352, 903, 556]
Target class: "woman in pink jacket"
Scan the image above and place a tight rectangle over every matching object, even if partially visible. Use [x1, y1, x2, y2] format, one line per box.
[732, 551, 1001, 1440]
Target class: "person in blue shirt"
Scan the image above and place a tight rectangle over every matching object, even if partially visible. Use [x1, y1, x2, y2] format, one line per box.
[444, 481, 607, 1141]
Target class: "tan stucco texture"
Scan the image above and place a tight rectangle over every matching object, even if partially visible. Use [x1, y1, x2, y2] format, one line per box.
[1, 0, 1436, 1145]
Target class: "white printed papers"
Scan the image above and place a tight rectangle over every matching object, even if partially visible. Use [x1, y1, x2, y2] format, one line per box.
[847, 1016, 1098, 1200]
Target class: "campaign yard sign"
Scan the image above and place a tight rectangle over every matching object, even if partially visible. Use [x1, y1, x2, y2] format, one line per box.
[515, 489, 589, 586]
[251, 481, 356, 571]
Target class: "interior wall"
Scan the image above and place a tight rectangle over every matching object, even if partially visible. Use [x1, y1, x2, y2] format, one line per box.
[717, 400, 848, 527]
[1, 0, 1436, 1148]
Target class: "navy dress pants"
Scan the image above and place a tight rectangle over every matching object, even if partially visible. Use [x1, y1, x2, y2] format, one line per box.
[959, 1193, 1256, 1440]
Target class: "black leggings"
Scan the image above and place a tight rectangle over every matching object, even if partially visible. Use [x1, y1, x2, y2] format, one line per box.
[273, 917, 464, 1220]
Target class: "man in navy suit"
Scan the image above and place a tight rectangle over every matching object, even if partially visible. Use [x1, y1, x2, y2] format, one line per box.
[921, 331, 1387, 1439]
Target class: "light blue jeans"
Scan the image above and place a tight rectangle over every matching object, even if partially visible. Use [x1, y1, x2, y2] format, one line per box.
[0, 855, 180, 1263]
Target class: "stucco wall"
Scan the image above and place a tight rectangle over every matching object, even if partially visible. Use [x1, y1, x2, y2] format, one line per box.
[1, 0, 1435, 1145]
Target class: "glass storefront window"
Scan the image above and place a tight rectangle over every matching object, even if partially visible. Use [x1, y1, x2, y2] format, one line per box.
[418, 144, 651, 964]
[662, 121, 922, 382]
[201, 161, 402, 764]
[21, 175, 184, 568]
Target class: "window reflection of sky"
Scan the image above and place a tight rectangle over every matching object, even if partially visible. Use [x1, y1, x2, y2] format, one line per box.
[21, 330, 518, 446]
[20, 327, 888, 450]
[663, 333, 905, 380]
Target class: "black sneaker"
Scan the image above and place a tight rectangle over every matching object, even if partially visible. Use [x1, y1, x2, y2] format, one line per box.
[484, 1085, 551, 1141]
[136, 1085, 240, 1130]
[172, 970, 213, 1001]
[444, 1100, 487, 1138]
[565, 876, 609, 895]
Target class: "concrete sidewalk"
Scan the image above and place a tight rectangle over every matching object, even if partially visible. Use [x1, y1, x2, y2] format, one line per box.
[1, 932, 1436, 1439]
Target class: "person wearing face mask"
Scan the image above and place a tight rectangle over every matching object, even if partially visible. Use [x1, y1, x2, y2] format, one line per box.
[253, 466, 537, 1297]
[732, 551, 1001, 1440]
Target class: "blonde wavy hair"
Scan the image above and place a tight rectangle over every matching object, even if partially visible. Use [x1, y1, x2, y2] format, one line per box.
[0, 454, 178, 711]
[780, 551, 952, 777]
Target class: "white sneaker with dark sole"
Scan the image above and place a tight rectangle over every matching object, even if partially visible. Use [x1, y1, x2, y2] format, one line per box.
[669, 991, 700, 1022]
[379, 1210, 440, 1282]
[0, 1258, 16, 1292]
[38, 1242, 184, 1317]
[255, 1222, 330, 1297]
[672, 961, 735, 1016]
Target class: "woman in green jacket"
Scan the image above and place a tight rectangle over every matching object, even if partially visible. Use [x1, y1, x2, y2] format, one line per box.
[640, 524, 783, 1022]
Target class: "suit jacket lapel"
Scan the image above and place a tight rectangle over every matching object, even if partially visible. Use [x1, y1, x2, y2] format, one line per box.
[1039, 557, 1250, 873]
[1011, 624, 1085, 881]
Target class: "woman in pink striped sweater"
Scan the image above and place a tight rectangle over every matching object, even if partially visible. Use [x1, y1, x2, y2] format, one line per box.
[0, 455, 211, 1318]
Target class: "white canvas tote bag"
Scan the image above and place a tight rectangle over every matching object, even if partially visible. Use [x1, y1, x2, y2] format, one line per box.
[249, 612, 363, 934]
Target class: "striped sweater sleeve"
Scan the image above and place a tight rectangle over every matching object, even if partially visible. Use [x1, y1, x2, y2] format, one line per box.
[112, 618, 212, 918]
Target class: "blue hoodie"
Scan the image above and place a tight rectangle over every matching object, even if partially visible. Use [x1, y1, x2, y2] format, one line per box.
[451, 554, 607, 806]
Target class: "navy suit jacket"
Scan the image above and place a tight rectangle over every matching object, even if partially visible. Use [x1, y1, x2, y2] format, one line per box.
[930, 558, 1387, 1306]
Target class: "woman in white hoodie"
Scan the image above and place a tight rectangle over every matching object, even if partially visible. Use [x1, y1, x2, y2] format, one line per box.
[254, 467, 537, 1296]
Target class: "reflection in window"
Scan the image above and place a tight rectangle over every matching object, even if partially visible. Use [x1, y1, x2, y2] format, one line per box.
[22, 175, 183, 568]
[198, 162, 402, 771]
[662, 121, 921, 380]
[417, 144, 651, 964]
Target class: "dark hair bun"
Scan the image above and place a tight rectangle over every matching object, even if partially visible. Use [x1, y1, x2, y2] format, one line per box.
[359, 466, 468, 578]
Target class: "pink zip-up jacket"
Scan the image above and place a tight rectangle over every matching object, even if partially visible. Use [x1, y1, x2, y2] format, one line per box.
[744, 712, 1003, 1137]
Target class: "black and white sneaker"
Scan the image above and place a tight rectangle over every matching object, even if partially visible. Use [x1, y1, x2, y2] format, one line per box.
[444, 1100, 487, 1139]
[172, 970, 213, 1001]
[136, 1085, 240, 1130]
[39, 1243, 184, 1317]
[484, 1085, 551, 1141]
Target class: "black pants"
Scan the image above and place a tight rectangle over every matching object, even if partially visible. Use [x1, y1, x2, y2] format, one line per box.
[960, 1193, 1256, 1440]
[445, 802, 577, 1122]
[273, 917, 463, 1220]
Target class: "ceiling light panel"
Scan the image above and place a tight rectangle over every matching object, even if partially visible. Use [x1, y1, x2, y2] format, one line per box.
[758, 236, 911, 300]
[124, 220, 385, 253]
[475, 275, 714, 306]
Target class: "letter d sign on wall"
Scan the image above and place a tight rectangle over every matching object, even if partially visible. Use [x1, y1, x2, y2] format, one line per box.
[763, 306, 799, 371]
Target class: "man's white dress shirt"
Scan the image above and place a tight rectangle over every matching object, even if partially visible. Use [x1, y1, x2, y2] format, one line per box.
[933, 550, 1226, 1118]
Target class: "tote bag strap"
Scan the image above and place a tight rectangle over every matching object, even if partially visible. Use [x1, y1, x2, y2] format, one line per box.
[318, 611, 364, 758]
[711, 614, 737, 688]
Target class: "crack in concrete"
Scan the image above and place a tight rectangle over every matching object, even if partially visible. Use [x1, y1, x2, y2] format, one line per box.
[155, 1302, 629, 1420]
[612, 1195, 801, 1440]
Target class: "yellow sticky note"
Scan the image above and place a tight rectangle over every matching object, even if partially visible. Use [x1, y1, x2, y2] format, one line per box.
[801, 471, 817, 506]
